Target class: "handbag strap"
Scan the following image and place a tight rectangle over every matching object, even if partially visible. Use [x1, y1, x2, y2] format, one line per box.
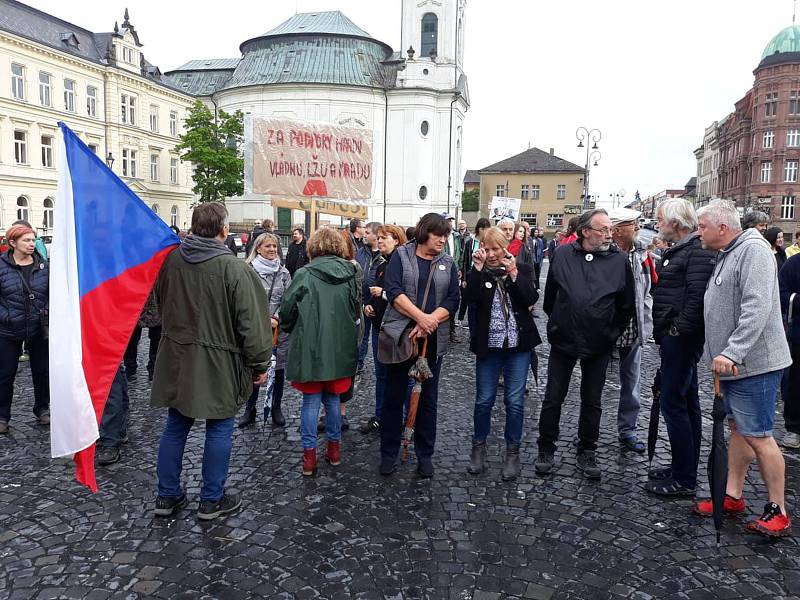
[17, 265, 41, 309]
[419, 260, 437, 311]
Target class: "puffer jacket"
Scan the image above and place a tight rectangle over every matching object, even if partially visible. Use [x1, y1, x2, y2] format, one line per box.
[651, 232, 716, 341]
[0, 250, 49, 340]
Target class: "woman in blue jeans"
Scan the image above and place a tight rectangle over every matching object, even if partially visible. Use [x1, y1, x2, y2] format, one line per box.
[463, 227, 541, 481]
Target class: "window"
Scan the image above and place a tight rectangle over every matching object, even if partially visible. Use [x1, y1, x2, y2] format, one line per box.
[14, 130, 27, 164]
[495, 184, 506, 197]
[791, 91, 800, 115]
[11, 63, 24, 100]
[421, 13, 438, 58]
[761, 161, 772, 183]
[151, 203, 160, 216]
[170, 157, 178, 184]
[786, 160, 799, 183]
[170, 205, 178, 227]
[150, 153, 159, 182]
[521, 184, 529, 200]
[39, 72, 51, 106]
[520, 213, 537, 226]
[122, 148, 137, 177]
[765, 92, 778, 117]
[43, 198, 54, 230]
[150, 105, 159, 132]
[782, 195, 796, 220]
[557, 184, 566, 200]
[547, 214, 564, 227]
[420, 120, 429, 136]
[121, 94, 136, 125]
[63, 79, 75, 111]
[86, 86, 97, 117]
[16, 196, 29, 221]
[169, 110, 178, 136]
[763, 130, 775, 149]
[41, 135, 53, 168]
[419, 185, 428, 200]
[789, 129, 800, 147]
[531, 185, 540, 200]
[88, 143, 98, 155]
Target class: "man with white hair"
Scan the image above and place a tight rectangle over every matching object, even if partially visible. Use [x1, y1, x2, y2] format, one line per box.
[646, 198, 716, 497]
[696, 199, 792, 537]
[498, 218, 515, 243]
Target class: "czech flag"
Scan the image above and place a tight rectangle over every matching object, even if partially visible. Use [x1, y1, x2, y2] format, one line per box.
[50, 122, 180, 492]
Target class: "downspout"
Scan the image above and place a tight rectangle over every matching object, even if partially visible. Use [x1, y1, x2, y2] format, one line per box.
[383, 88, 389, 222]
[447, 94, 458, 215]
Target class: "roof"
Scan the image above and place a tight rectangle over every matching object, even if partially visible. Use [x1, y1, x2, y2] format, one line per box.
[262, 11, 371, 38]
[463, 169, 480, 184]
[762, 25, 800, 60]
[479, 148, 585, 174]
[173, 58, 241, 71]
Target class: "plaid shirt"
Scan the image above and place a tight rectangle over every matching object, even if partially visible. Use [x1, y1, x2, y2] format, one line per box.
[617, 248, 639, 348]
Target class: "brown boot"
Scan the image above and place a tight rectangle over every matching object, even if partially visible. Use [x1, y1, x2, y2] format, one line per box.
[326, 440, 341, 466]
[302, 448, 317, 476]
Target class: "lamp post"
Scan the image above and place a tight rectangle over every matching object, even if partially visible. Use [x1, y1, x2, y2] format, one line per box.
[609, 189, 626, 209]
[577, 127, 601, 210]
[105, 152, 115, 170]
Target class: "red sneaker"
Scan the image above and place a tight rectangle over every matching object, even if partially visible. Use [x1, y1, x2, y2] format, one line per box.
[746, 502, 792, 538]
[302, 448, 317, 476]
[326, 440, 341, 466]
[693, 494, 746, 517]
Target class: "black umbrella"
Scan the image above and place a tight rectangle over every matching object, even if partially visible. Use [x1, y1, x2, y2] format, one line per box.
[647, 369, 662, 468]
[708, 371, 731, 546]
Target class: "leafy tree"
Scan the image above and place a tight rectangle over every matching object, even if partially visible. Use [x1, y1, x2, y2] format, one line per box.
[176, 100, 244, 203]
[461, 188, 479, 212]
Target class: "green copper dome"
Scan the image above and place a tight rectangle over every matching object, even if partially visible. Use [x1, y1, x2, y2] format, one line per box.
[762, 25, 800, 60]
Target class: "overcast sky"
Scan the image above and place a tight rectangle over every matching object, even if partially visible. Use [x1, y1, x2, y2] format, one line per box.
[26, 0, 796, 207]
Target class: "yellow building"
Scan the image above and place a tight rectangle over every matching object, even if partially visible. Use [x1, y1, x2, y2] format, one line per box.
[477, 147, 586, 232]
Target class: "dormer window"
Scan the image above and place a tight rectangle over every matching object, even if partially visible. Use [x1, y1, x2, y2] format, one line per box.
[421, 13, 438, 58]
[60, 33, 80, 49]
[121, 46, 137, 65]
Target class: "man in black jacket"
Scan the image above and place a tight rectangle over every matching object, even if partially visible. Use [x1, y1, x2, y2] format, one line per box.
[535, 209, 635, 480]
[285, 228, 308, 276]
[646, 198, 716, 496]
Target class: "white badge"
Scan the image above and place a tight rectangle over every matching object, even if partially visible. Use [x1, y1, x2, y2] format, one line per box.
[485, 281, 493, 289]
[715, 276, 722, 285]
[585, 254, 594, 262]
[663, 259, 669, 266]
[439, 264, 446, 270]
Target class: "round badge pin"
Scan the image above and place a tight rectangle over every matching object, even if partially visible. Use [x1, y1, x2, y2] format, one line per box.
[485, 282, 493, 289]
[663, 259, 669, 267]
[715, 276, 722, 285]
[438, 264, 446, 270]
[585, 254, 594, 262]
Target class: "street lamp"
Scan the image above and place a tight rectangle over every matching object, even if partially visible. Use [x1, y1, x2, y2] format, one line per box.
[105, 152, 115, 170]
[609, 189, 626, 209]
[576, 126, 602, 210]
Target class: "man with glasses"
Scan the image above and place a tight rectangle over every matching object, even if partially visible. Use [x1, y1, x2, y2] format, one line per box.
[535, 209, 635, 480]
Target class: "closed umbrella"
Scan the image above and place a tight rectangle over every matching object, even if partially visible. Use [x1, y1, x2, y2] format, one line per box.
[708, 371, 732, 545]
[401, 338, 433, 462]
[647, 369, 662, 470]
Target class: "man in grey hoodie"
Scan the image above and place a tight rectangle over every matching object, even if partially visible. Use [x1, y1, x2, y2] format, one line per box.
[697, 199, 792, 538]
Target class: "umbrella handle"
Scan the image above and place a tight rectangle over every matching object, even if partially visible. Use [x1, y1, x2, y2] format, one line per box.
[420, 337, 428, 358]
[713, 365, 738, 396]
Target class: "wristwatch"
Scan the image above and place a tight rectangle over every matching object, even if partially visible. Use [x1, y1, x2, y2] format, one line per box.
[668, 324, 679, 337]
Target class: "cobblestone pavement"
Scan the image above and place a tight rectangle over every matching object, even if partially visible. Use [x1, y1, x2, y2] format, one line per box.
[2, 295, 800, 599]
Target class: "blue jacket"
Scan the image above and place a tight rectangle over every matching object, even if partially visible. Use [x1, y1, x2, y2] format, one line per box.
[355, 245, 384, 302]
[0, 250, 49, 340]
[779, 253, 800, 344]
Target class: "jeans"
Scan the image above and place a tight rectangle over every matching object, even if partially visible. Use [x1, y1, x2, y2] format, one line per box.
[474, 349, 530, 445]
[0, 334, 49, 422]
[371, 326, 386, 419]
[658, 335, 703, 488]
[537, 347, 610, 454]
[98, 366, 129, 448]
[381, 355, 443, 462]
[786, 342, 800, 435]
[721, 370, 781, 438]
[124, 326, 161, 374]
[357, 318, 372, 367]
[156, 408, 234, 502]
[300, 391, 341, 448]
[617, 345, 642, 441]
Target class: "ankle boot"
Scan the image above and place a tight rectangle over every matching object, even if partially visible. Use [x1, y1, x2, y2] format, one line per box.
[468, 442, 487, 475]
[271, 398, 286, 427]
[237, 406, 256, 428]
[501, 444, 521, 481]
[326, 440, 341, 466]
[302, 448, 317, 476]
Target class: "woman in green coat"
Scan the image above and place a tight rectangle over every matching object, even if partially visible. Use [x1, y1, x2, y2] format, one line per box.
[280, 228, 361, 476]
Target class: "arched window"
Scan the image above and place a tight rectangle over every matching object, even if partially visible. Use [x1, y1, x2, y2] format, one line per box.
[43, 197, 54, 230]
[151, 203, 160, 216]
[170, 205, 178, 227]
[16, 196, 29, 222]
[421, 13, 438, 58]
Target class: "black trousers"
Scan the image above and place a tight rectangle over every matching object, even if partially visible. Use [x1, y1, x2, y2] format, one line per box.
[537, 347, 610, 453]
[0, 334, 49, 422]
[787, 342, 800, 435]
[124, 326, 161, 374]
[533, 262, 542, 289]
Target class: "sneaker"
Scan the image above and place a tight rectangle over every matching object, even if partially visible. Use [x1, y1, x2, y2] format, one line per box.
[576, 451, 602, 480]
[0, 420, 8, 434]
[647, 465, 672, 481]
[96, 446, 120, 466]
[36, 411, 50, 426]
[197, 492, 242, 521]
[341, 415, 350, 431]
[534, 451, 554, 476]
[644, 478, 696, 497]
[154, 493, 188, 517]
[694, 494, 746, 517]
[19, 353, 29, 362]
[417, 459, 434, 478]
[359, 417, 380, 434]
[781, 432, 800, 449]
[746, 502, 792, 538]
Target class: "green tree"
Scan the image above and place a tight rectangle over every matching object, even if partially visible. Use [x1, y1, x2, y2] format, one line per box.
[176, 100, 244, 203]
[461, 188, 479, 212]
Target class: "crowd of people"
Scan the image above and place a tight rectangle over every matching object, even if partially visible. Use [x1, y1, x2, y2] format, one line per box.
[0, 200, 796, 537]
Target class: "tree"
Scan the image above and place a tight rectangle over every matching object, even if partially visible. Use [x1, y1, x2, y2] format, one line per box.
[461, 188, 479, 212]
[176, 100, 244, 203]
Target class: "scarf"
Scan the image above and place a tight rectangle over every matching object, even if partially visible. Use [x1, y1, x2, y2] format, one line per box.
[251, 255, 281, 279]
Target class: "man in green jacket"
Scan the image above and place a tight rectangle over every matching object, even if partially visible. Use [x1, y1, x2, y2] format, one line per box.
[151, 202, 271, 521]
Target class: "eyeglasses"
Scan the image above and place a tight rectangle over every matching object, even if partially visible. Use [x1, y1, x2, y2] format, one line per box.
[589, 227, 613, 235]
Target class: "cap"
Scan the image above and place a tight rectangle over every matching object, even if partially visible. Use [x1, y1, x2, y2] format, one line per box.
[608, 207, 641, 225]
[441, 213, 455, 220]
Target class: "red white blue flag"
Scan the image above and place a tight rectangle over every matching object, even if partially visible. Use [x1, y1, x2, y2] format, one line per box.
[50, 122, 179, 492]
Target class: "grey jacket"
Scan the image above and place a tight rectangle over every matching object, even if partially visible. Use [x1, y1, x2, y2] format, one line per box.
[703, 228, 791, 380]
[617, 241, 654, 347]
[252, 264, 291, 370]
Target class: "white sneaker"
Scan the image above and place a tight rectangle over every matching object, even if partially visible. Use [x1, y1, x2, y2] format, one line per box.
[781, 432, 800, 449]
[19, 353, 29, 362]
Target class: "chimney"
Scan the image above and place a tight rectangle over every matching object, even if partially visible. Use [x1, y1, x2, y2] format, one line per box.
[549, 147, 554, 156]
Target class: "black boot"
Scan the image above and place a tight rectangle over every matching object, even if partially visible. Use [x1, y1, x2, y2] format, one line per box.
[271, 398, 286, 427]
[501, 444, 521, 481]
[237, 406, 256, 428]
[468, 442, 487, 475]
